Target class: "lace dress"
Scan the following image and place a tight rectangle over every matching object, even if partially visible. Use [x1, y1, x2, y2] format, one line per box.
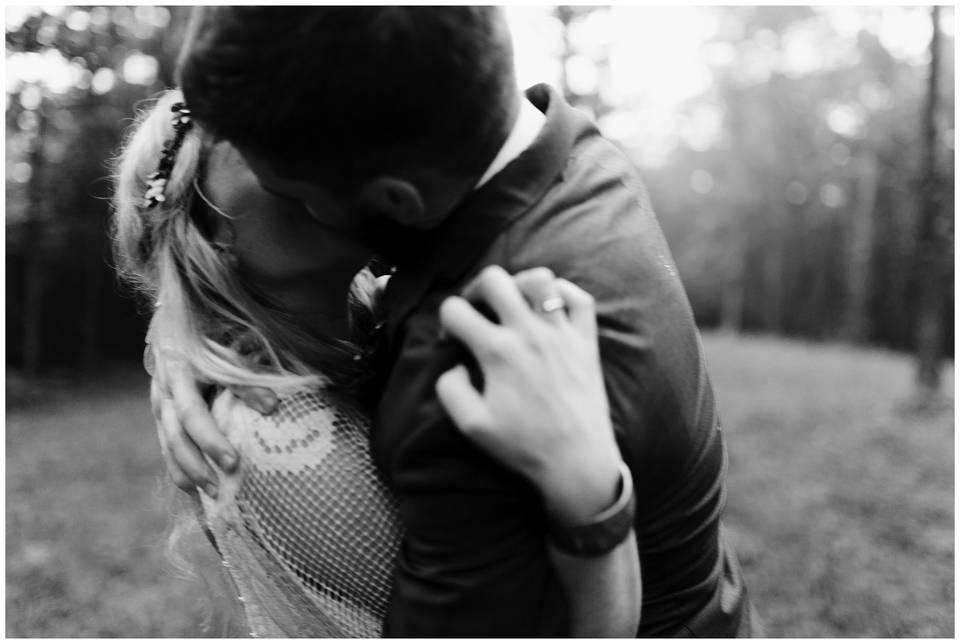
[199, 389, 403, 638]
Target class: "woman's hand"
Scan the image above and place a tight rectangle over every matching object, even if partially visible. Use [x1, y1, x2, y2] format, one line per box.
[437, 266, 641, 637]
[147, 272, 394, 497]
[150, 349, 223, 497]
[147, 317, 274, 498]
[436, 265, 624, 524]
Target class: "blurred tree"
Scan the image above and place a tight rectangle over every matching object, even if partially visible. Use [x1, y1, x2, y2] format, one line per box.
[554, 6, 614, 122]
[4, 5, 954, 378]
[6, 6, 192, 376]
[19, 103, 50, 376]
[637, 6, 953, 358]
[555, 6, 583, 105]
[840, 148, 878, 343]
[914, 6, 951, 396]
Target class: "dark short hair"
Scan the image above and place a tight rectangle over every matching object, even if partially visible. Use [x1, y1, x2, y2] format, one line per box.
[177, 7, 517, 193]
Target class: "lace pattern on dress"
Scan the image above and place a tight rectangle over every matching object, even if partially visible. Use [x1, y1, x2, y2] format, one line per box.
[201, 389, 403, 638]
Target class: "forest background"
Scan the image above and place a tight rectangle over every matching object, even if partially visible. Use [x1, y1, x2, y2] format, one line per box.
[5, 5, 955, 388]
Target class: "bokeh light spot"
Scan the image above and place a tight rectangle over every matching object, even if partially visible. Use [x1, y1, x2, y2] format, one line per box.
[826, 103, 865, 138]
[17, 110, 38, 131]
[91, 67, 115, 95]
[19, 85, 42, 111]
[820, 183, 846, 208]
[122, 52, 158, 86]
[785, 181, 809, 205]
[66, 9, 90, 32]
[565, 54, 600, 96]
[830, 143, 851, 167]
[690, 169, 715, 194]
[11, 162, 33, 184]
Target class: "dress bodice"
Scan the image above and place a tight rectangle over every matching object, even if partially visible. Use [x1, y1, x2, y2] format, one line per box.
[200, 389, 402, 638]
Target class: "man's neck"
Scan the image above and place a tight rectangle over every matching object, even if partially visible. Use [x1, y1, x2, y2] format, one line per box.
[366, 93, 546, 261]
[402, 94, 544, 235]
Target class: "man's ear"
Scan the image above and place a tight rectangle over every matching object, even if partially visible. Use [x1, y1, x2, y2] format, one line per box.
[356, 177, 426, 227]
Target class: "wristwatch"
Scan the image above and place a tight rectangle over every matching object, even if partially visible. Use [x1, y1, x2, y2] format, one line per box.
[546, 460, 636, 557]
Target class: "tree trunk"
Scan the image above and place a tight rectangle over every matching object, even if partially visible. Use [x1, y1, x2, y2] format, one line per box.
[762, 199, 789, 334]
[842, 150, 879, 343]
[914, 6, 946, 395]
[556, 6, 575, 104]
[720, 85, 751, 334]
[22, 105, 49, 377]
[721, 224, 747, 332]
[81, 224, 104, 372]
[22, 223, 44, 377]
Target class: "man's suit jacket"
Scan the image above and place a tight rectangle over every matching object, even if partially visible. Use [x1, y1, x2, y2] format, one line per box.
[373, 84, 754, 637]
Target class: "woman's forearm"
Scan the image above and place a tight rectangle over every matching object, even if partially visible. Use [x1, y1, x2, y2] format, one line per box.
[434, 269, 643, 635]
[549, 530, 641, 637]
[540, 459, 642, 637]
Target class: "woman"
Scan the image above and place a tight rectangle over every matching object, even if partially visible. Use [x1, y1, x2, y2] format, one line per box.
[113, 90, 638, 637]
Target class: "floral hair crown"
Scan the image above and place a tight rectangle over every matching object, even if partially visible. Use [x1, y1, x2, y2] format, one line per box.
[143, 102, 193, 208]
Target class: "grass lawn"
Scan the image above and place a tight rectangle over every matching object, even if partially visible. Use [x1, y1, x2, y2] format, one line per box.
[6, 332, 954, 637]
[705, 332, 954, 637]
[6, 367, 216, 637]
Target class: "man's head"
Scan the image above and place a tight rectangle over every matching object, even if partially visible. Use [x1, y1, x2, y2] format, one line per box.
[177, 7, 520, 240]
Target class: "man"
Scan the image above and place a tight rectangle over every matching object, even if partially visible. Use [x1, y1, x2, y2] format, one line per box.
[158, 7, 755, 636]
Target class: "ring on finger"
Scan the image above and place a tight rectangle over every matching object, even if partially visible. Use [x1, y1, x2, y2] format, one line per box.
[539, 296, 566, 314]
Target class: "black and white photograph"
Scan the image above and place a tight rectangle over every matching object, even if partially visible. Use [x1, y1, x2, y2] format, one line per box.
[5, 5, 954, 638]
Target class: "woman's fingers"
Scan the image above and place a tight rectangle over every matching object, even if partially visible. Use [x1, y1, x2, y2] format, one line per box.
[152, 358, 202, 493]
[461, 265, 533, 327]
[445, 268, 597, 364]
[150, 375, 166, 423]
[439, 295, 509, 362]
[555, 278, 597, 338]
[166, 358, 238, 472]
[512, 267, 568, 324]
[436, 267, 617, 520]
[436, 364, 491, 435]
[160, 397, 219, 497]
[157, 426, 195, 495]
[228, 385, 278, 416]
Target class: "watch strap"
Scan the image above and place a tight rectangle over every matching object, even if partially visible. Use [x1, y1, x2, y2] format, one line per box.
[546, 460, 636, 557]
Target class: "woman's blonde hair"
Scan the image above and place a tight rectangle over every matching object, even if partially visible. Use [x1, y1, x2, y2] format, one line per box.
[114, 91, 381, 635]
[112, 89, 376, 392]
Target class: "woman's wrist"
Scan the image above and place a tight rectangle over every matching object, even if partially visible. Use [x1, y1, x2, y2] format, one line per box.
[545, 459, 636, 557]
[538, 449, 624, 524]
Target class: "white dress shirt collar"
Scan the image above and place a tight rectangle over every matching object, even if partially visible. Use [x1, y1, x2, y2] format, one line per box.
[474, 95, 547, 190]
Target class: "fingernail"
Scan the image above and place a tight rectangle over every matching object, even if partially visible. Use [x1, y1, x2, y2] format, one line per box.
[258, 396, 278, 415]
[246, 393, 274, 415]
[203, 482, 218, 499]
[221, 454, 237, 471]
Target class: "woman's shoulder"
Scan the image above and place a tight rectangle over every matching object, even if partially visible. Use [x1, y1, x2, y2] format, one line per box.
[212, 386, 372, 453]
[212, 385, 368, 421]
